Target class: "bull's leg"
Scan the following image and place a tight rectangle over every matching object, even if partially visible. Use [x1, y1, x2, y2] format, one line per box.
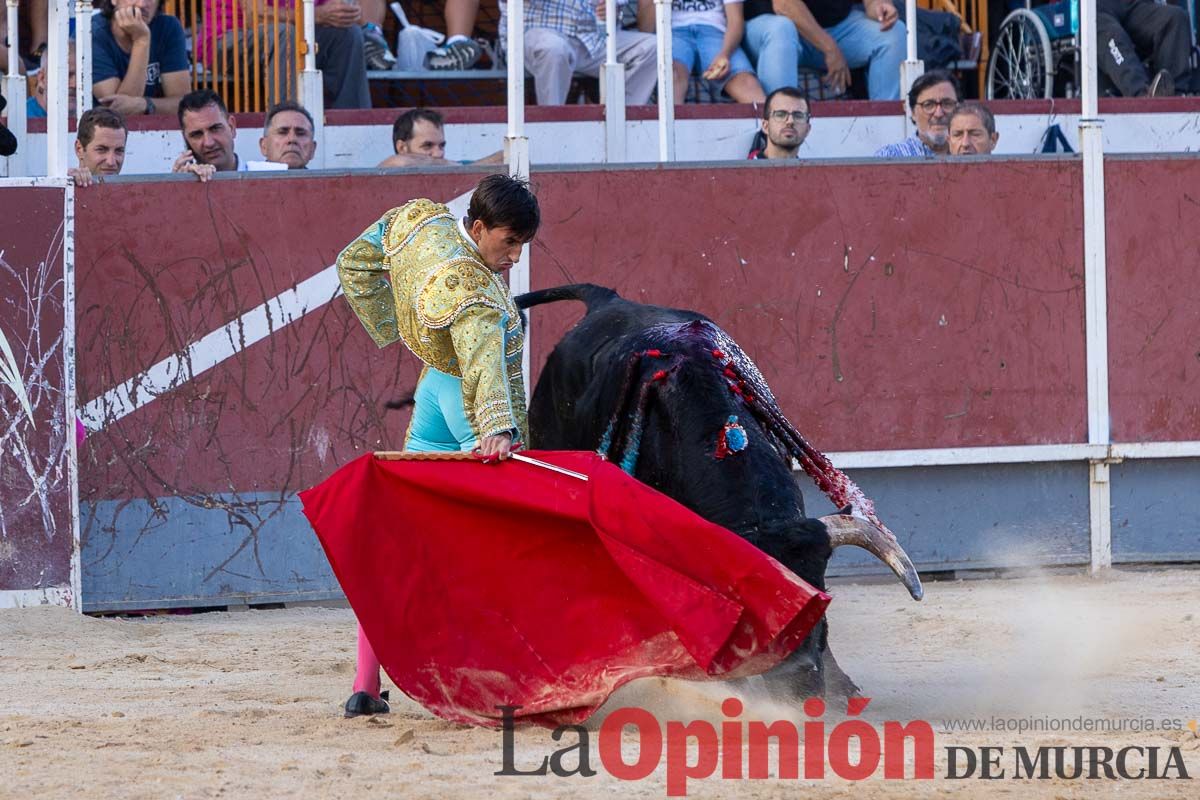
[820, 642, 862, 699]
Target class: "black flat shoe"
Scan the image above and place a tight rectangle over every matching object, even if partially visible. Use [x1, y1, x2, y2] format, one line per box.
[344, 689, 390, 718]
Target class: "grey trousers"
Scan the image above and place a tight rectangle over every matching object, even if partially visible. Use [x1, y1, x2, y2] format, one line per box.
[524, 28, 658, 106]
[218, 23, 371, 109]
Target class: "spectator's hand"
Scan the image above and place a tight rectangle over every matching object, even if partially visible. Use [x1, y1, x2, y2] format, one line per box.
[821, 43, 852, 94]
[703, 55, 730, 82]
[172, 151, 216, 180]
[477, 432, 513, 461]
[315, 0, 363, 28]
[594, 0, 606, 20]
[69, 167, 96, 187]
[99, 93, 149, 116]
[865, 0, 898, 31]
[114, 6, 151, 43]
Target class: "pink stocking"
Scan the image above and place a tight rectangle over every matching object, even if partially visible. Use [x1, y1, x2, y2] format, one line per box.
[352, 622, 382, 698]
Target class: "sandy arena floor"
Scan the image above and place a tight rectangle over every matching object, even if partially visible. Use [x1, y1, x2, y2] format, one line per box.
[2, 568, 1197, 799]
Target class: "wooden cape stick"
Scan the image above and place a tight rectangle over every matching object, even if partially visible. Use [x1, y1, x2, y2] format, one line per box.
[374, 451, 589, 482]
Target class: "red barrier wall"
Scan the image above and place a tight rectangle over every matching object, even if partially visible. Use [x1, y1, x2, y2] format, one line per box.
[530, 161, 1089, 451]
[0, 187, 72, 595]
[76, 171, 486, 504]
[1105, 157, 1200, 442]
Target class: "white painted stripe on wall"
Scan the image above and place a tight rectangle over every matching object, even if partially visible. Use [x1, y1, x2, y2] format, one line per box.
[81, 192, 474, 431]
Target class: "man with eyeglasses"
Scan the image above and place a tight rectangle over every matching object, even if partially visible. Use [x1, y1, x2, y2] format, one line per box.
[748, 87, 812, 159]
[874, 69, 960, 158]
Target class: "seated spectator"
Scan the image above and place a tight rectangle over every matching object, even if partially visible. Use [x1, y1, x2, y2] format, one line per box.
[426, 0, 486, 69]
[1097, 0, 1189, 97]
[504, 0, 658, 106]
[92, 0, 190, 117]
[748, 87, 810, 158]
[26, 41, 77, 119]
[171, 89, 239, 180]
[70, 107, 127, 186]
[378, 108, 504, 167]
[874, 69, 958, 158]
[259, 101, 317, 169]
[743, 0, 904, 99]
[359, 0, 397, 70]
[0, 95, 17, 157]
[0, 0, 48, 73]
[652, 0, 765, 103]
[948, 102, 998, 156]
[199, 0, 371, 110]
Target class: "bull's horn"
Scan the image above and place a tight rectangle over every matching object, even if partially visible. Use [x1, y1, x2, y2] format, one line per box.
[820, 515, 924, 601]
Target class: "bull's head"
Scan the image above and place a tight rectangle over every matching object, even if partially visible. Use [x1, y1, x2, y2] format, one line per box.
[750, 512, 922, 700]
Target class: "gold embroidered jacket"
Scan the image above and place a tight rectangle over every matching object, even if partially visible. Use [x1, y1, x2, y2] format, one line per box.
[336, 199, 527, 442]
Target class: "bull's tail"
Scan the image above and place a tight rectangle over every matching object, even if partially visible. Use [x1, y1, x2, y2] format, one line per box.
[514, 284, 618, 313]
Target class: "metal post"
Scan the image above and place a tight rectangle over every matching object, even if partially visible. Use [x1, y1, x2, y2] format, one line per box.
[1078, 0, 1112, 573]
[63, 179, 82, 611]
[75, 0, 92, 117]
[601, 0, 626, 162]
[898, 0, 923, 138]
[3, 0, 27, 176]
[46, 0, 70, 176]
[505, 0, 530, 177]
[653, 0, 674, 161]
[300, 0, 326, 167]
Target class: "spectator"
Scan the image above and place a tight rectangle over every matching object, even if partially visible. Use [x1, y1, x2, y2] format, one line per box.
[504, 0, 658, 106]
[26, 41, 77, 119]
[426, 0, 485, 70]
[171, 89, 238, 180]
[647, 0, 765, 103]
[1097, 0, 1188, 97]
[379, 108, 504, 167]
[92, 0, 190, 117]
[259, 102, 317, 169]
[69, 107, 127, 187]
[359, 0, 398, 70]
[199, 0, 371, 110]
[874, 69, 958, 158]
[748, 87, 810, 158]
[948, 102, 998, 156]
[0, 96, 17, 157]
[744, 0, 904, 99]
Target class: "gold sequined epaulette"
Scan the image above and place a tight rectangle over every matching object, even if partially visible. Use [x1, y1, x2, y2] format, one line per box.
[415, 259, 508, 330]
[384, 199, 454, 258]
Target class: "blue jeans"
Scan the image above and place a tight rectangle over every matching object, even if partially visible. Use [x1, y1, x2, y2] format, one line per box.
[672, 23, 756, 87]
[742, 14, 800, 95]
[796, 6, 905, 100]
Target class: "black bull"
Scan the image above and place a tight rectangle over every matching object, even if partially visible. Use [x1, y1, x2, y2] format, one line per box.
[516, 284, 923, 699]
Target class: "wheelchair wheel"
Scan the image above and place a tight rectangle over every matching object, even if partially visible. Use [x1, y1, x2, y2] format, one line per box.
[987, 9, 1054, 99]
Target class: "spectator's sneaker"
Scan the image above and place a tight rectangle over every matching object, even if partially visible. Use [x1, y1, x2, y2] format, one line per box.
[1148, 69, 1174, 98]
[362, 23, 397, 70]
[425, 39, 482, 71]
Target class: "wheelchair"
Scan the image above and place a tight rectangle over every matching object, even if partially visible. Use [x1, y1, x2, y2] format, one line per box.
[987, 0, 1199, 98]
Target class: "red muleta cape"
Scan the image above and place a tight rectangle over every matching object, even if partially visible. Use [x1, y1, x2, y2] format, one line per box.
[299, 451, 830, 728]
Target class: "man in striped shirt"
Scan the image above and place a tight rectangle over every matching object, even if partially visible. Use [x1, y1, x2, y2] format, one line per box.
[874, 69, 959, 158]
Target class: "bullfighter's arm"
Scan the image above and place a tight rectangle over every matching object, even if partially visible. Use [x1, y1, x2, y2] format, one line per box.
[335, 209, 402, 348]
[449, 304, 524, 441]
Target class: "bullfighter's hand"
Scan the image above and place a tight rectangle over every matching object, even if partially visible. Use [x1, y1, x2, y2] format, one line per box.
[478, 432, 513, 461]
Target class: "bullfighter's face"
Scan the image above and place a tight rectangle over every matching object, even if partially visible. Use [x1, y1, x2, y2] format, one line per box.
[469, 220, 528, 272]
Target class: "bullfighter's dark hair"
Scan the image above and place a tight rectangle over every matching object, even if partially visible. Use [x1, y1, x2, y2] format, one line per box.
[763, 87, 808, 120]
[467, 174, 540, 242]
[177, 89, 229, 129]
[907, 70, 961, 112]
[77, 108, 128, 148]
[392, 108, 444, 148]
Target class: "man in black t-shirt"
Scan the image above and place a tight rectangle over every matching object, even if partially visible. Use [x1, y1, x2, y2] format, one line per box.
[742, 0, 904, 99]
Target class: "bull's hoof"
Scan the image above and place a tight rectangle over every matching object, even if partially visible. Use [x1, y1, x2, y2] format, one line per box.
[344, 690, 390, 718]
